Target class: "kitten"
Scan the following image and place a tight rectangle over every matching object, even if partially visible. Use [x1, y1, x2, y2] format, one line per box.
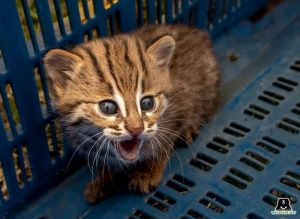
[43, 24, 220, 203]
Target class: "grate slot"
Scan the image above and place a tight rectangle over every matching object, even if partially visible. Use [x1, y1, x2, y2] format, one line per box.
[189, 159, 211, 172]
[206, 142, 228, 154]
[222, 175, 247, 189]
[12, 147, 26, 187]
[133, 209, 155, 219]
[246, 213, 265, 219]
[290, 61, 300, 72]
[0, 48, 6, 73]
[196, 153, 218, 165]
[262, 136, 285, 148]
[280, 177, 300, 191]
[187, 209, 208, 219]
[212, 137, 234, 147]
[229, 122, 250, 133]
[166, 180, 188, 194]
[244, 104, 270, 120]
[269, 188, 297, 203]
[291, 108, 300, 115]
[249, 104, 270, 115]
[206, 192, 231, 206]
[263, 90, 284, 101]
[262, 195, 277, 207]
[244, 109, 264, 120]
[286, 171, 300, 181]
[153, 192, 176, 205]
[239, 157, 264, 171]
[229, 168, 253, 182]
[199, 198, 224, 214]
[258, 95, 279, 105]
[272, 81, 293, 91]
[245, 151, 270, 165]
[256, 141, 279, 154]
[0, 161, 9, 200]
[277, 123, 299, 134]
[147, 198, 169, 212]
[277, 77, 298, 86]
[223, 127, 244, 137]
[172, 174, 195, 188]
[282, 117, 300, 128]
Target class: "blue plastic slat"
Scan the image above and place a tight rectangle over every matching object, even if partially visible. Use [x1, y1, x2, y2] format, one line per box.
[82, 0, 91, 20]
[20, 0, 40, 52]
[195, 0, 209, 28]
[136, 0, 144, 27]
[156, 0, 163, 24]
[34, 0, 57, 47]
[93, 0, 108, 37]
[181, 0, 189, 24]
[213, 0, 223, 26]
[65, 0, 85, 42]
[52, 0, 67, 36]
[147, 0, 156, 24]
[117, 0, 137, 32]
[165, 0, 173, 24]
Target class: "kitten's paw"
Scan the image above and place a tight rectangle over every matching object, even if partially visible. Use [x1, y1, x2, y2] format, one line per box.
[128, 172, 160, 193]
[84, 180, 111, 203]
[184, 124, 199, 144]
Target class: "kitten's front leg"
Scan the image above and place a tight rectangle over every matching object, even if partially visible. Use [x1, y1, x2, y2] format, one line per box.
[128, 158, 167, 193]
[84, 169, 116, 203]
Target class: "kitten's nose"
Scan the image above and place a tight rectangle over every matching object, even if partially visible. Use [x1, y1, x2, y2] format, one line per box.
[126, 126, 144, 137]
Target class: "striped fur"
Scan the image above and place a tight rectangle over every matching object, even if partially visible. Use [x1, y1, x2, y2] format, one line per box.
[44, 25, 220, 202]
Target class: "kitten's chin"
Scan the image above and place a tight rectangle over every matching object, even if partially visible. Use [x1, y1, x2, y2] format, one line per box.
[117, 139, 141, 161]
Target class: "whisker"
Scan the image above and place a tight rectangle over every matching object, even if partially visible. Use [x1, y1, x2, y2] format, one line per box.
[153, 135, 171, 171]
[156, 132, 184, 179]
[92, 136, 108, 179]
[64, 131, 103, 172]
[157, 127, 196, 158]
[105, 139, 116, 185]
[87, 134, 104, 178]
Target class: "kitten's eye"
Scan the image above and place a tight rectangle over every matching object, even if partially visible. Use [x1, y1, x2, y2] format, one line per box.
[140, 96, 155, 111]
[99, 100, 118, 115]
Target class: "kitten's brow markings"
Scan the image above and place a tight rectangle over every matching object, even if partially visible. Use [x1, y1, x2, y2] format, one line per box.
[102, 40, 127, 117]
[79, 46, 114, 95]
[136, 39, 149, 77]
[141, 79, 146, 93]
[122, 38, 134, 68]
[103, 40, 123, 92]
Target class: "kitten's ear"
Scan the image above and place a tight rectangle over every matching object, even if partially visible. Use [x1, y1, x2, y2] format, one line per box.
[146, 35, 176, 68]
[43, 49, 83, 98]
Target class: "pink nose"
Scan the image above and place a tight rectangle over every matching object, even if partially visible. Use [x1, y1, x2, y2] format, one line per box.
[126, 126, 143, 136]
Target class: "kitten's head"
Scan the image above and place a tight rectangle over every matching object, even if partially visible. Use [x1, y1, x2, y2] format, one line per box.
[44, 34, 175, 163]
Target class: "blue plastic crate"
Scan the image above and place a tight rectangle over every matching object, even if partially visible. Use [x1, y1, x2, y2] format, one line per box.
[1, 0, 300, 218]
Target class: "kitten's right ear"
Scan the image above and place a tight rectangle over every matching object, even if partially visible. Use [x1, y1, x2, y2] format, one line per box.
[43, 49, 83, 98]
[146, 35, 176, 68]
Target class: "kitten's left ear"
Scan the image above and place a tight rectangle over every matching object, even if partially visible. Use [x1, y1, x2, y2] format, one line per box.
[146, 35, 176, 68]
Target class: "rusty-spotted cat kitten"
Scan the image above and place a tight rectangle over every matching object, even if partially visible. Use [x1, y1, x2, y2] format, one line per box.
[43, 25, 220, 203]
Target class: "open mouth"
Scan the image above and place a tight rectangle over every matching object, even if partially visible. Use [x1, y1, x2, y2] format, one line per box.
[117, 139, 140, 161]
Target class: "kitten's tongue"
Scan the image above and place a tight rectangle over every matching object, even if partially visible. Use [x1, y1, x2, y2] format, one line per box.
[117, 139, 140, 161]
